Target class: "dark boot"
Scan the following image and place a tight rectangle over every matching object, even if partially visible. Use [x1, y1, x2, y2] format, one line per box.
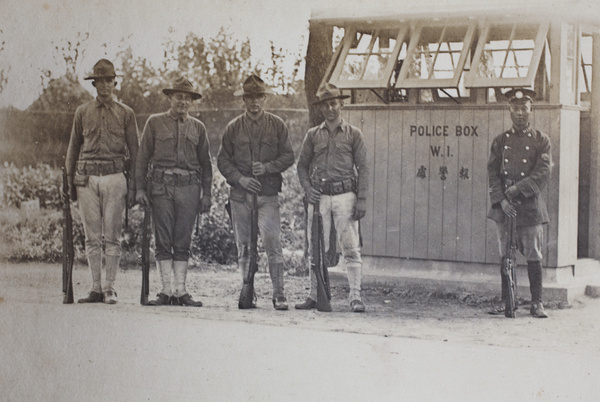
[174, 293, 203, 307]
[527, 261, 543, 304]
[78, 291, 104, 303]
[148, 293, 171, 306]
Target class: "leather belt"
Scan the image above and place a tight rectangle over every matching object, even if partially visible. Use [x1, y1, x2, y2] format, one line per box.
[313, 178, 356, 195]
[76, 160, 125, 176]
[151, 167, 199, 187]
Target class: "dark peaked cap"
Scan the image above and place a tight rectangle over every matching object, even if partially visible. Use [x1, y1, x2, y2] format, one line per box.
[162, 76, 202, 100]
[504, 88, 537, 104]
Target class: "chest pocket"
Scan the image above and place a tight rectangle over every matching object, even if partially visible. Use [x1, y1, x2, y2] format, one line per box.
[260, 136, 278, 161]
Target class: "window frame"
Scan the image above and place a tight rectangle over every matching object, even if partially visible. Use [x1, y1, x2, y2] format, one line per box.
[394, 22, 476, 89]
[328, 26, 409, 89]
[464, 21, 549, 88]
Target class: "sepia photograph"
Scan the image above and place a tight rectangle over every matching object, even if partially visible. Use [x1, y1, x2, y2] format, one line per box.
[1, 0, 599, 400]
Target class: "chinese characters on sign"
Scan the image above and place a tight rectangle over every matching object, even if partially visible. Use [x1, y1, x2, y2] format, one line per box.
[416, 166, 470, 180]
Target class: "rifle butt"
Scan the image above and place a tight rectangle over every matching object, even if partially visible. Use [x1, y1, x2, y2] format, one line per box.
[238, 281, 255, 309]
[140, 206, 151, 306]
[316, 279, 333, 312]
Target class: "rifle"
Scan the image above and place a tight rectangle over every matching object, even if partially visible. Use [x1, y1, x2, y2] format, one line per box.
[312, 201, 332, 312]
[239, 193, 258, 309]
[140, 200, 151, 306]
[61, 167, 74, 304]
[502, 211, 518, 318]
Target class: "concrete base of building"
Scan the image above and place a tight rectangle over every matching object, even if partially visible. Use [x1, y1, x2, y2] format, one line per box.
[328, 256, 600, 305]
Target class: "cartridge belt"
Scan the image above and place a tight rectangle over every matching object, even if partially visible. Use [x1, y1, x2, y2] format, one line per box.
[313, 178, 356, 195]
[76, 159, 125, 176]
[151, 167, 199, 187]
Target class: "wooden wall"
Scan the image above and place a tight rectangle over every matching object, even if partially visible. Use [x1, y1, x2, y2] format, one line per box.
[343, 104, 579, 269]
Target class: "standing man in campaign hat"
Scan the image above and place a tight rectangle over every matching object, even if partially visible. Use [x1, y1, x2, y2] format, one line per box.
[136, 76, 212, 307]
[487, 88, 552, 318]
[66, 58, 139, 304]
[296, 83, 369, 313]
[217, 74, 295, 310]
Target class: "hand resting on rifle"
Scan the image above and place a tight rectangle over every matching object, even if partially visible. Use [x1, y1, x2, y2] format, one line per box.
[199, 195, 212, 213]
[239, 176, 262, 193]
[500, 198, 517, 218]
[305, 186, 321, 205]
[135, 190, 150, 207]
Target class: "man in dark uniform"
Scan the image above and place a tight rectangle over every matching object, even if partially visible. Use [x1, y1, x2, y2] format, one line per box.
[217, 74, 295, 310]
[66, 59, 139, 305]
[135, 76, 212, 307]
[487, 88, 552, 318]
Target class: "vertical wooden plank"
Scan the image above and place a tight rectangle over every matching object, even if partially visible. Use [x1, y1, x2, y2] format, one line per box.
[535, 108, 560, 267]
[485, 109, 507, 264]
[372, 109, 389, 256]
[470, 108, 490, 263]
[456, 108, 475, 261]
[441, 109, 460, 261]
[359, 109, 376, 256]
[413, 108, 431, 259]
[386, 110, 403, 256]
[427, 109, 445, 260]
[400, 109, 417, 258]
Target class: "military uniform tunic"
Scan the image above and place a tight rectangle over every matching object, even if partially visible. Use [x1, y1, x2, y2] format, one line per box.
[487, 125, 552, 227]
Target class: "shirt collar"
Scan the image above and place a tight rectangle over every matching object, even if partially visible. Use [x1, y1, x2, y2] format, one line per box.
[510, 124, 532, 137]
[245, 110, 265, 123]
[168, 109, 188, 121]
[319, 119, 346, 133]
[95, 96, 115, 109]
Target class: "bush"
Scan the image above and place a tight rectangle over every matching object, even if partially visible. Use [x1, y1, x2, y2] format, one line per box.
[0, 163, 308, 273]
[1, 162, 62, 209]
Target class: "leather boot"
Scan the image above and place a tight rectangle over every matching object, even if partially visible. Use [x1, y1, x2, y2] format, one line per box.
[269, 261, 285, 300]
[527, 261, 543, 304]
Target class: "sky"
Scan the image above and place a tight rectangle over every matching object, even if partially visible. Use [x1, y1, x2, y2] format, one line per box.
[0, 0, 323, 109]
[0, 0, 597, 110]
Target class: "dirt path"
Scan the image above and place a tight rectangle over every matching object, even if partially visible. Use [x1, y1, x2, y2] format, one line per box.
[2, 262, 599, 355]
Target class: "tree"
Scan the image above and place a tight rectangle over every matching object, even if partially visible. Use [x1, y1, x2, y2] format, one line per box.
[28, 33, 93, 112]
[115, 46, 169, 114]
[0, 29, 9, 94]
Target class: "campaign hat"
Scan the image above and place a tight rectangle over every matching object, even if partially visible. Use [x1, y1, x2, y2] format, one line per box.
[504, 88, 536, 104]
[312, 82, 350, 105]
[234, 74, 273, 96]
[162, 76, 202, 100]
[84, 59, 118, 80]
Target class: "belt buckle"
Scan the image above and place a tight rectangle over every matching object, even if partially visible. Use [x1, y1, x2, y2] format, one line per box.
[332, 182, 343, 194]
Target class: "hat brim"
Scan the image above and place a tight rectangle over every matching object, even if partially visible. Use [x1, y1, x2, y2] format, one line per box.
[311, 94, 351, 106]
[84, 74, 119, 80]
[234, 89, 274, 97]
[163, 88, 202, 100]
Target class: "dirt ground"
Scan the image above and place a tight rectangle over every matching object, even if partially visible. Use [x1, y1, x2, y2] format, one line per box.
[2, 261, 599, 355]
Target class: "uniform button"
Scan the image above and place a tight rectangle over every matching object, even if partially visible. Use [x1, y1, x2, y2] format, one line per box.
[504, 145, 509, 149]
[521, 172, 525, 176]
[528, 133, 532, 137]
[504, 159, 509, 163]
[522, 159, 527, 163]
[504, 171, 508, 175]
[525, 146, 530, 150]
[506, 133, 510, 137]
